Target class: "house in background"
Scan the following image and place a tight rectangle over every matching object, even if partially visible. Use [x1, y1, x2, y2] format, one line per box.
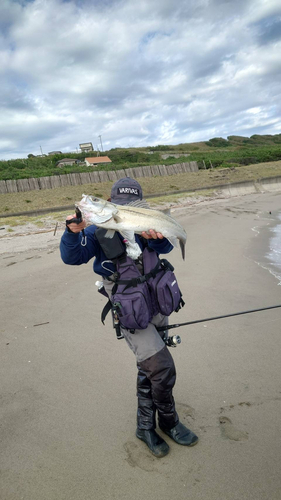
[79, 142, 93, 153]
[48, 151, 62, 155]
[56, 158, 77, 168]
[85, 156, 112, 167]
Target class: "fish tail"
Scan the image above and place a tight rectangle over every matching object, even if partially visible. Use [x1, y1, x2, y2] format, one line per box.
[180, 239, 185, 260]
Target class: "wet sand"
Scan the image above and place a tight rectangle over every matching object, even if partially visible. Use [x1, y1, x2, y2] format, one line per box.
[1, 191, 281, 500]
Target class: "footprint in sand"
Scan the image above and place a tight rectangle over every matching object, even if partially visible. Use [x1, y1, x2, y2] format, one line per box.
[219, 416, 248, 441]
[176, 402, 195, 420]
[123, 441, 158, 472]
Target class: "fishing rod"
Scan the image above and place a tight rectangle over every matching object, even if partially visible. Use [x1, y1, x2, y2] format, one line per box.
[157, 304, 281, 334]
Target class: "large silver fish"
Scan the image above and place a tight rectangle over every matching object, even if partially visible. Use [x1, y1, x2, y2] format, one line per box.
[76, 194, 187, 259]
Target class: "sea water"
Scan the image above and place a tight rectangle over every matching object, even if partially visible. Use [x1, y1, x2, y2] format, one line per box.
[249, 210, 281, 285]
[265, 213, 281, 284]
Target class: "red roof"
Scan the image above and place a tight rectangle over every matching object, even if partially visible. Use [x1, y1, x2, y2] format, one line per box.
[85, 156, 111, 164]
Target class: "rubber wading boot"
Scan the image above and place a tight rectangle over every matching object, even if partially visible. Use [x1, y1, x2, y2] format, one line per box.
[160, 422, 199, 446]
[136, 429, 170, 457]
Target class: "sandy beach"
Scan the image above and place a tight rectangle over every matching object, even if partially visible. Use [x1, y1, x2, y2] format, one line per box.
[1, 191, 281, 500]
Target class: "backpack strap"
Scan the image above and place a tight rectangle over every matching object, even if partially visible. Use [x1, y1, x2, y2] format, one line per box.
[114, 259, 162, 290]
[101, 299, 112, 325]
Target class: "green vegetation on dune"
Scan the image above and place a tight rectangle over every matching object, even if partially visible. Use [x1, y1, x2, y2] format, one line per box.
[1, 134, 281, 181]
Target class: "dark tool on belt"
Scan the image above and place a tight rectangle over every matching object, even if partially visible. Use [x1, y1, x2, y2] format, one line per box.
[66, 207, 87, 246]
[112, 302, 124, 340]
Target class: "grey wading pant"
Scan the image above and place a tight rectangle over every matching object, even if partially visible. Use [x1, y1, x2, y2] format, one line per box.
[104, 278, 179, 431]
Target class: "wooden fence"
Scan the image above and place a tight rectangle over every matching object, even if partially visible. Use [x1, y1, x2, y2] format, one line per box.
[0, 161, 198, 194]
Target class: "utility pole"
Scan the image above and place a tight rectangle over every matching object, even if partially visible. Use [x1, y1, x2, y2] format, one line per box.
[98, 135, 103, 152]
[40, 145, 43, 156]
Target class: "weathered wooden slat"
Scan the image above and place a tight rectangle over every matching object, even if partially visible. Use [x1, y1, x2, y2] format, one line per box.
[142, 166, 153, 177]
[38, 177, 52, 189]
[158, 165, 168, 176]
[68, 173, 79, 185]
[132, 167, 144, 178]
[164, 165, 174, 175]
[125, 168, 135, 178]
[89, 171, 101, 183]
[99, 171, 110, 182]
[59, 174, 69, 187]
[176, 164, 185, 173]
[115, 169, 126, 179]
[16, 179, 30, 192]
[5, 180, 18, 193]
[0, 180, 8, 194]
[80, 172, 91, 184]
[190, 161, 198, 172]
[74, 173, 82, 185]
[28, 178, 40, 190]
[151, 165, 160, 176]
[107, 171, 118, 182]
[49, 175, 62, 188]
[174, 164, 182, 174]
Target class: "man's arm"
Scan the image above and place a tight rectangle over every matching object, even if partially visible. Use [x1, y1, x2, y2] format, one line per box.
[60, 215, 99, 265]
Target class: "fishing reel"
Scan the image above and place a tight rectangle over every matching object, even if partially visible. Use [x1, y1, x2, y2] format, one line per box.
[165, 334, 181, 347]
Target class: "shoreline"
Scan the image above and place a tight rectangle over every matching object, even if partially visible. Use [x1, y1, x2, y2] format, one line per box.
[247, 211, 281, 286]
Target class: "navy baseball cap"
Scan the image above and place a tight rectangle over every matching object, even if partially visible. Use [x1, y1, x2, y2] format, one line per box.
[110, 177, 143, 205]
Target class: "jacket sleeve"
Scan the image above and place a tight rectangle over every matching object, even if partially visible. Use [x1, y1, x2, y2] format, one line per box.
[60, 226, 99, 265]
[147, 237, 173, 254]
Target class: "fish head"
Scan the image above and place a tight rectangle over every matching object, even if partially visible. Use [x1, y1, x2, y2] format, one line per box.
[75, 194, 118, 224]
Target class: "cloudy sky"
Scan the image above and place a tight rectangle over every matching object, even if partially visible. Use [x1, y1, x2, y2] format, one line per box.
[1, 0, 281, 159]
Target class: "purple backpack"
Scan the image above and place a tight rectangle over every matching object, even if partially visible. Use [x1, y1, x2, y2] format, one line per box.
[107, 247, 184, 331]
[143, 248, 184, 318]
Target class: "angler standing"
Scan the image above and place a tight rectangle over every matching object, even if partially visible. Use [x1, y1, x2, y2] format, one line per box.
[60, 177, 198, 457]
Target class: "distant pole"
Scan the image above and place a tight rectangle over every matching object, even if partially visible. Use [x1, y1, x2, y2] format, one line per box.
[98, 135, 103, 152]
[203, 160, 206, 169]
[40, 145, 43, 156]
[209, 160, 213, 169]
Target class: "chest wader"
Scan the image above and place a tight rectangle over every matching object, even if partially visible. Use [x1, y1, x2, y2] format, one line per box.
[95, 228, 181, 433]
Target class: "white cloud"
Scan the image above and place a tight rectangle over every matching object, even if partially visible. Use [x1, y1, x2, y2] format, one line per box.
[0, 0, 281, 159]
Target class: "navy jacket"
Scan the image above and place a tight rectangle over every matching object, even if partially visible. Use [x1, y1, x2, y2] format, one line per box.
[60, 225, 173, 277]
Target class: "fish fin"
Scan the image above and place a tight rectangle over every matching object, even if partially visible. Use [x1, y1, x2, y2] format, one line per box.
[119, 229, 135, 244]
[159, 207, 171, 216]
[179, 240, 185, 260]
[166, 236, 178, 248]
[104, 229, 116, 239]
[113, 214, 123, 223]
[127, 199, 150, 209]
[166, 236, 185, 260]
